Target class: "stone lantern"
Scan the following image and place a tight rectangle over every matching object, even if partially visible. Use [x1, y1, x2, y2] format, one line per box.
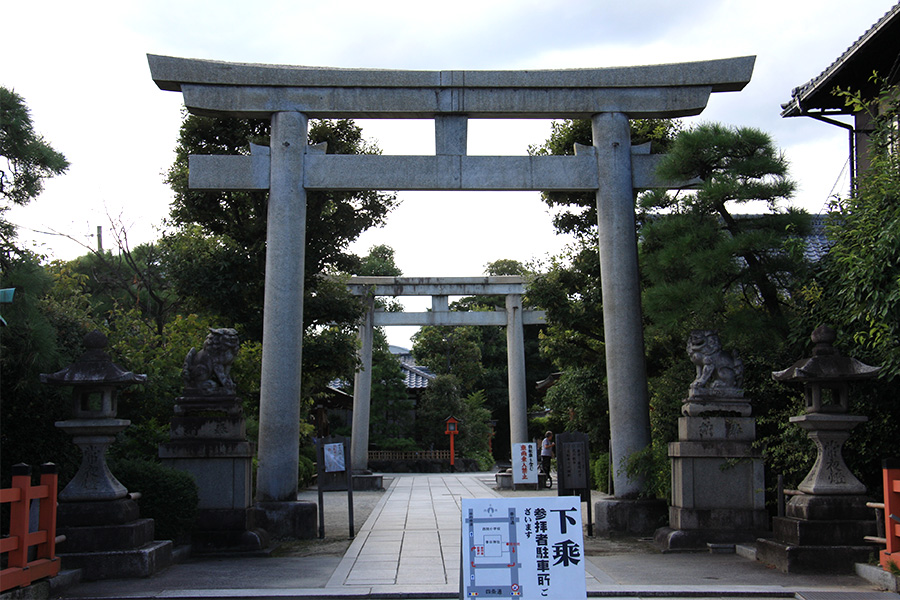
[42, 330, 145, 502]
[41, 330, 172, 580]
[757, 325, 880, 573]
[771, 324, 879, 495]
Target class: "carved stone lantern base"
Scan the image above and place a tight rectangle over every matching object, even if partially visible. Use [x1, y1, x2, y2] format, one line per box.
[790, 413, 867, 495]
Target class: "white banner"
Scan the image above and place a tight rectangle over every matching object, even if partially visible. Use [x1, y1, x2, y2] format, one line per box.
[512, 442, 538, 485]
[462, 497, 586, 599]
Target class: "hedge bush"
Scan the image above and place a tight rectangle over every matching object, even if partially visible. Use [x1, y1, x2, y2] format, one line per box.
[109, 458, 198, 543]
[590, 453, 611, 494]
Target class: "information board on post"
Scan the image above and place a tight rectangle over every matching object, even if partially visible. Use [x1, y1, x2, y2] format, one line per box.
[512, 442, 538, 485]
[461, 496, 586, 599]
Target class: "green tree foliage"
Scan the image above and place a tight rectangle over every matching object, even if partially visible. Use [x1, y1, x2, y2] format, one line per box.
[414, 374, 465, 451]
[163, 115, 398, 408]
[0, 87, 69, 249]
[351, 244, 403, 277]
[529, 118, 681, 240]
[412, 374, 493, 465]
[528, 245, 608, 449]
[649, 123, 803, 329]
[66, 239, 180, 337]
[163, 115, 398, 341]
[367, 329, 416, 450]
[0, 251, 85, 483]
[412, 325, 484, 391]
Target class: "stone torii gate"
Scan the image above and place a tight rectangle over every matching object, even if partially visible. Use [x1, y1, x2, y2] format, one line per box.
[148, 55, 754, 514]
[346, 276, 546, 474]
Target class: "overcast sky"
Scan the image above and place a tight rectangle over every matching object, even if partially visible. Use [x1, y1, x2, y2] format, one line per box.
[3, 0, 896, 347]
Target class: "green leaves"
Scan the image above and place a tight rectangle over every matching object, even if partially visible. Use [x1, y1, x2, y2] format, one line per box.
[0, 87, 69, 207]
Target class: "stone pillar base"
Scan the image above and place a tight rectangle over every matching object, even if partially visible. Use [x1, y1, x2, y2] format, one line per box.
[58, 540, 172, 581]
[189, 508, 270, 554]
[756, 538, 876, 574]
[249, 501, 317, 539]
[351, 473, 383, 491]
[594, 497, 667, 536]
[757, 493, 878, 573]
[57, 497, 172, 581]
[654, 526, 761, 551]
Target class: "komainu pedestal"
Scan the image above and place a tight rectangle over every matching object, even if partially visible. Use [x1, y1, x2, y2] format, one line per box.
[656, 330, 767, 551]
[159, 328, 268, 552]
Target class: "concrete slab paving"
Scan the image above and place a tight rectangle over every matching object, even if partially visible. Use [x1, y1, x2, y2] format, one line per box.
[54, 472, 897, 599]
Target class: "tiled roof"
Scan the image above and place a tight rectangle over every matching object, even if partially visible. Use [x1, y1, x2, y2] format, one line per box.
[803, 213, 832, 263]
[391, 346, 435, 389]
[782, 2, 900, 117]
[401, 362, 435, 389]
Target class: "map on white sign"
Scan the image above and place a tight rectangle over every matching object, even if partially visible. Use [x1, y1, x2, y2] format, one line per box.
[461, 497, 586, 599]
[512, 443, 538, 485]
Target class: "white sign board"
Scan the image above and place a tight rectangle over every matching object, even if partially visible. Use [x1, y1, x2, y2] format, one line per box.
[462, 497, 586, 599]
[324, 442, 345, 473]
[512, 443, 538, 485]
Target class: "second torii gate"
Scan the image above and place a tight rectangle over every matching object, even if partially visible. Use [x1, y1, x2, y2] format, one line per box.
[346, 276, 546, 473]
[148, 54, 755, 510]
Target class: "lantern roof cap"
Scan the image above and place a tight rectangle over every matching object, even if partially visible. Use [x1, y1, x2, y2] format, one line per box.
[40, 330, 147, 387]
[771, 325, 880, 383]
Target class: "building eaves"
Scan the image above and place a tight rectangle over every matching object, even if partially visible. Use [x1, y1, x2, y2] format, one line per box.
[781, 2, 900, 118]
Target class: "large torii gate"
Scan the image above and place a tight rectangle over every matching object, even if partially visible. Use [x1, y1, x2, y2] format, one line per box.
[346, 276, 546, 473]
[149, 54, 754, 511]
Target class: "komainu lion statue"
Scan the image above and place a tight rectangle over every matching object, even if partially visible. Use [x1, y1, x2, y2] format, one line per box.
[687, 329, 743, 396]
[183, 328, 240, 395]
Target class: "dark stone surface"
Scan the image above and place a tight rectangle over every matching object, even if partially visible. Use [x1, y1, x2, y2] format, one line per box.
[594, 497, 668, 536]
[249, 501, 317, 539]
[668, 506, 769, 531]
[57, 498, 139, 527]
[58, 540, 173, 581]
[654, 526, 760, 551]
[195, 508, 249, 531]
[756, 537, 877, 574]
[786, 493, 873, 520]
[351, 473, 383, 491]
[58, 518, 156, 553]
[772, 515, 875, 546]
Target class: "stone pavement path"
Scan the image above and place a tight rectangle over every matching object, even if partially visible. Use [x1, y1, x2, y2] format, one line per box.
[325, 473, 489, 592]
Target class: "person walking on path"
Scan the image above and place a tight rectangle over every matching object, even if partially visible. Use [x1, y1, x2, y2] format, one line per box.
[541, 431, 554, 487]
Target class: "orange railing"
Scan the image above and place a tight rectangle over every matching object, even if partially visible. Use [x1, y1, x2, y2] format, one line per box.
[0, 463, 61, 593]
[880, 458, 900, 573]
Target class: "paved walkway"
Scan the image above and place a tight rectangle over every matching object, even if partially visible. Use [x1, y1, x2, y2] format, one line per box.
[58, 472, 897, 599]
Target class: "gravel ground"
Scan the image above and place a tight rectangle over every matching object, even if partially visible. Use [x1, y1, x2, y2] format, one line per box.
[274, 477, 392, 557]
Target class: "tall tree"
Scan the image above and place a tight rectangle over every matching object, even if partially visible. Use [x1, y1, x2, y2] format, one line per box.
[0, 87, 68, 257]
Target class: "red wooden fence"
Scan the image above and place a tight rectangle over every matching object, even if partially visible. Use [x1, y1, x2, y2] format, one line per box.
[881, 458, 900, 573]
[368, 450, 454, 461]
[0, 463, 60, 593]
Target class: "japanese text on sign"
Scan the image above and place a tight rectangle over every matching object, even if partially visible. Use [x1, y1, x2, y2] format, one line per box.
[462, 497, 586, 599]
[512, 443, 537, 484]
